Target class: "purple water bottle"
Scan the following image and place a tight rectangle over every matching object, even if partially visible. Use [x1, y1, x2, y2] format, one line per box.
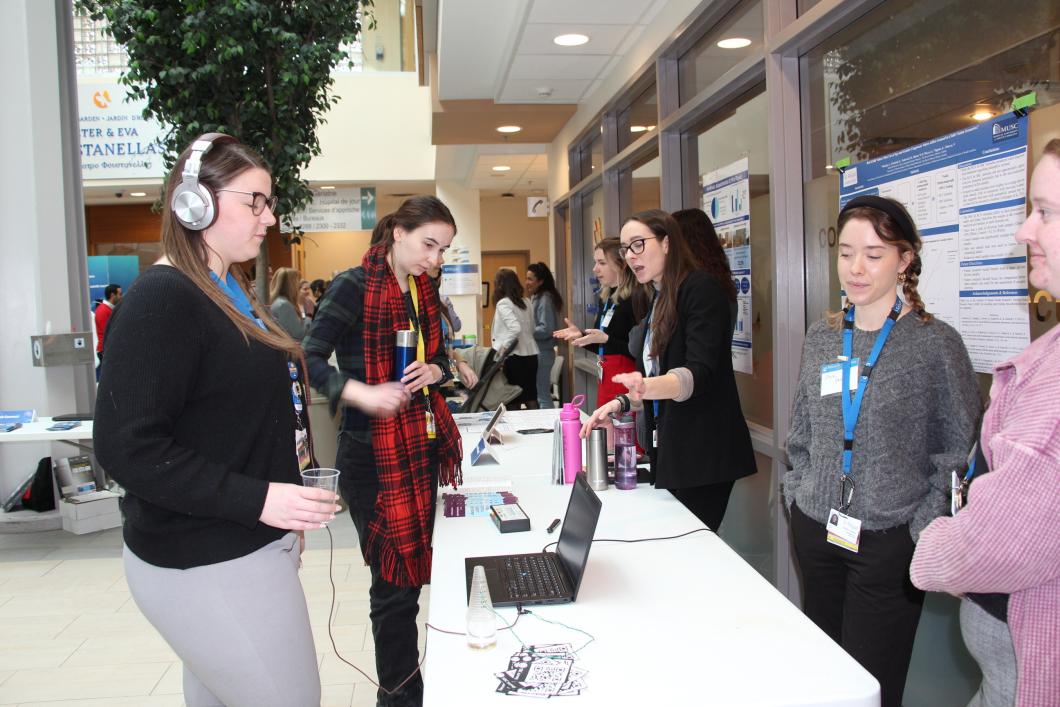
[612, 413, 637, 490]
[394, 330, 418, 381]
[559, 394, 586, 484]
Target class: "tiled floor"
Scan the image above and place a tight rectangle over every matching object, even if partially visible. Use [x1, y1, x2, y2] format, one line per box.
[0, 513, 423, 706]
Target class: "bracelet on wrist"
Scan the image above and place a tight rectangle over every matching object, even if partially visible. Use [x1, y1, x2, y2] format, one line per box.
[614, 394, 631, 414]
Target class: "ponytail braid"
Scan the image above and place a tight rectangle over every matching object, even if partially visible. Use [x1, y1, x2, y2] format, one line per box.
[902, 253, 932, 322]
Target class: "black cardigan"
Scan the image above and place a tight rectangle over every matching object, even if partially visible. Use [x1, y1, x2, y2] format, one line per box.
[595, 296, 636, 358]
[93, 266, 300, 569]
[634, 270, 756, 490]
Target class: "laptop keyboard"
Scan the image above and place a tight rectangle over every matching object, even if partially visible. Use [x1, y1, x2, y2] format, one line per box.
[503, 554, 565, 599]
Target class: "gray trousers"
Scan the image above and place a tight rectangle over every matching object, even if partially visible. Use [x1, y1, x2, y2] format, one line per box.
[537, 348, 556, 409]
[124, 533, 321, 707]
[961, 598, 1017, 707]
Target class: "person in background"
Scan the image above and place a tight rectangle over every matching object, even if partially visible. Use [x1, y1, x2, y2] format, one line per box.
[429, 264, 478, 390]
[910, 140, 1060, 707]
[299, 279, 316, 319]
[93, 133, 335, 707]
[526, 262, 563, 408]
[673, 208, 738, 339]
[554, 237, 646, 408]
[303, 195, 462, 707]
[94, 283, 121, 364]
[268, 267, 309, 340]
[783, 195, 980, 707]
[310, 278, 327, 303]
[581, 210, 756, 532]
[491, 268, 539, 409]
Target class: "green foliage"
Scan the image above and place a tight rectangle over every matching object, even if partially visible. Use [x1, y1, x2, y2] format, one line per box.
[76, 0, 374, 228]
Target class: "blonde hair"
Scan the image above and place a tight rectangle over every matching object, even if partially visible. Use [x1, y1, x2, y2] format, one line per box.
[269, 267, 302, 307]
[161, 137, 300, 356]
[595, 237, 637, 303]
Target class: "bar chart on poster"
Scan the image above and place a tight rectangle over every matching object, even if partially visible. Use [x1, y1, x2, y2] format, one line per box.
[839, 114, 1030, 373]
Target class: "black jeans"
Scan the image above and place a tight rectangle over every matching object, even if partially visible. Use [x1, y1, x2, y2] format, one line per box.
[337, 431, 438, 707]
[790, 503, 924, 707]
[668, 480, 735, 531]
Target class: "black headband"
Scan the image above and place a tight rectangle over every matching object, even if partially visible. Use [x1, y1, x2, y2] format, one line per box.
[839, 195, 919, 245]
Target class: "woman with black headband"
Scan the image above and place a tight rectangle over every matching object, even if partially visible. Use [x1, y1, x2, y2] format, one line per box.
[783, 195, 980, 707]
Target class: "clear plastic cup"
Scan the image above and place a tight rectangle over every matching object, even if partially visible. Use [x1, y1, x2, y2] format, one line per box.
[300, 468, 340, 525]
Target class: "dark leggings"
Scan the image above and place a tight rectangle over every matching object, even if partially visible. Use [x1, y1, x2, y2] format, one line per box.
[668, 480, 736, 531]
[336, 431, 438, 707]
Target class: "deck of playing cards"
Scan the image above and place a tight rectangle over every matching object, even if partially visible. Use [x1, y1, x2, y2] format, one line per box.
[495, 644, 588, 697]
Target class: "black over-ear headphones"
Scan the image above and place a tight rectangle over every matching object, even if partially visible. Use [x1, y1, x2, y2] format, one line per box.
[170, 132, 238, 231]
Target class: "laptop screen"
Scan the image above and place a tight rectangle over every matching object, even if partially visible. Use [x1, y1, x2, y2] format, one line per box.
[555, 473, 602, 599]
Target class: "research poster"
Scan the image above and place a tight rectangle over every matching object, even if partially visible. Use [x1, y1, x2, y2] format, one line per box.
[702, 157, 752, 375]
[839, 114, 1030, 373]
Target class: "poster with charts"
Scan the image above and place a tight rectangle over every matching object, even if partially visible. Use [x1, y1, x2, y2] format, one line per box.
[839, 114, 1029, 373]
[701, 157, 752, 375]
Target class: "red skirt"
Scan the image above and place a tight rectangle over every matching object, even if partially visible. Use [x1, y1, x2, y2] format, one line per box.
[597, 354, 637, 407]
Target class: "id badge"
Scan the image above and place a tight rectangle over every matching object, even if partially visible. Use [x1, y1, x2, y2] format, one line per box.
[825, 508, 862, 553]
[951, 471, 968, 515]
[652, 429, 658, 448]
[294, 428, 311, 471]
[600, 307, 616, 328]
[426, 411, 437, 439]
[596, 356, 604, 382]
[820, 358, 859, 397]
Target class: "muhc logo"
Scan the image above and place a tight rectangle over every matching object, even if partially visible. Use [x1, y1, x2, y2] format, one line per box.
[992, 118, 1020, 143]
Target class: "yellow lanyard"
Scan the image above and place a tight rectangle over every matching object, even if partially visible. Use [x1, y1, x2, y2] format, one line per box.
[407, 276, 437, 438]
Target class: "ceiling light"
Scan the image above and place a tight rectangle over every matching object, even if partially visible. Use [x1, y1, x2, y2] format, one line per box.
[492, 165, 511, 172]
[716, 37, 752, 49]
[553, 34, 589, 47]
[825, 164, 834, 170]
[319, 185, 336, 190]
[630, 125, 648, 133]
[129, 191, 147, 197]
[496, 125, 522, 134]
[970, 109, 994, 122]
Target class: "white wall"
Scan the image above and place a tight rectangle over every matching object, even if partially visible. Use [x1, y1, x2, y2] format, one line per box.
[0, 0, 87, 495]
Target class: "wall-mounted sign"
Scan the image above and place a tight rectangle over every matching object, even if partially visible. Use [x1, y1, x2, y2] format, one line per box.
[290, 187, 377, 231]
[78, 82, 166, 180]
[527, 196, 548, 218]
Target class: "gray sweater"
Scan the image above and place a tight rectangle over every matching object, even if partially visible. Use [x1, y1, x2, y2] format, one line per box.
[784, 314, 981, 541]
[531, 292, 558, 352]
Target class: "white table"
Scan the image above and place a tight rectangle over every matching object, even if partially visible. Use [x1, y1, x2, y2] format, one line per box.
[424, 410, 880, 706]
[0, 417, 93, 446]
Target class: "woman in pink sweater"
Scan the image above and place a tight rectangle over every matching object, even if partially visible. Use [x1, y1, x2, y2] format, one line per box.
[910, 139, 1060, 707]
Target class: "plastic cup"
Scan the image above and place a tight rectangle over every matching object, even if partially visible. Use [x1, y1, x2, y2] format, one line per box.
[300, 467, 340, 525]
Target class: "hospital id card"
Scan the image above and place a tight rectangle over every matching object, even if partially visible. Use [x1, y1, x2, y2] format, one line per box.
[825, 508, 862, 553]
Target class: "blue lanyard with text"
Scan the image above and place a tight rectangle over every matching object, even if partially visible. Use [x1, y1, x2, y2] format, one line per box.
[840, 296, 902, 480]
[596, 299, 615, 359]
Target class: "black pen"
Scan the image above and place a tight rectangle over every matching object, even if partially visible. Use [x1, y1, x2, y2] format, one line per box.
[546, 518, 561, 534]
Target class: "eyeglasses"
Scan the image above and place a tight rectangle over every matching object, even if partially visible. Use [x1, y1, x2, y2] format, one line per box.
[619, 236, 659, 258]
[217, 189, 278, 216]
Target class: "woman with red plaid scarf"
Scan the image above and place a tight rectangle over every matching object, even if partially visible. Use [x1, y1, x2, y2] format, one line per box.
[303, 196, 463, 707]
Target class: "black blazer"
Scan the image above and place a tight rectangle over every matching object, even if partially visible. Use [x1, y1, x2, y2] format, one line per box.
[632, 270, 756, 490]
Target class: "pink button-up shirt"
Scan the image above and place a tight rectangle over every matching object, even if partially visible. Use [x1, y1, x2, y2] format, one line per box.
[911, 324, 1060, 706]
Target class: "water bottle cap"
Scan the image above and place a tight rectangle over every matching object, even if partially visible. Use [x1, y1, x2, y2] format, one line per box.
[613, 412, 635, 424]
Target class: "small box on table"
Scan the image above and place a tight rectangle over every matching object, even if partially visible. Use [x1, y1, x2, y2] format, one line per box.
[490, 503, 530, 533]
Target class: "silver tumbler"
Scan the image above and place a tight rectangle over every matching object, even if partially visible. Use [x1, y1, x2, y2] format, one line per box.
[586, 427, 609, 492]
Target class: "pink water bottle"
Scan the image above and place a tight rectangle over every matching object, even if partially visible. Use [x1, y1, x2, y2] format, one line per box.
[560, 394, 586, 484]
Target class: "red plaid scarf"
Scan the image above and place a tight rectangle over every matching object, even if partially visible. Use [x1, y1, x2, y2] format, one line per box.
[361, 244, 462, 587]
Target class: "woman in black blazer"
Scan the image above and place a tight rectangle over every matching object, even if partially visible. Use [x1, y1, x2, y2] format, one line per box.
[582, 209, 755, 530]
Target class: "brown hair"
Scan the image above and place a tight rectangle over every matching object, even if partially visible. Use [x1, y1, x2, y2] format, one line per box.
[493, 269, 526, 310]
[625, 209, 699, 358]
[672, 208, 737, 302]
[161, 137, 300, 356]
[371, 195, 457, 248]
[828, 200, 931, 328]
[596, 237, 652, 319]
[1043, 138, 1060, 161]
[269, 267, 302, 308]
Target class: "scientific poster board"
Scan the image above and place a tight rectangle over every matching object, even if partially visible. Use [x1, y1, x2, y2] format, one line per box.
[839, 114, 1030, 372]
[701, 157, 753, 375]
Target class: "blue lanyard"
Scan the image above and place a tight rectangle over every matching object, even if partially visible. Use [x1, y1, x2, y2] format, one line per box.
[963, 443, 979, 483]
[596, 299, 615, 359]
[840, 296, 902, 477]
[210, 271, 267, 331]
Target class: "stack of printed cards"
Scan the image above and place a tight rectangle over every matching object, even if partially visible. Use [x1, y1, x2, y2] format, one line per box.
[442, 490, 518, 518]
[495, 644, 588, 698]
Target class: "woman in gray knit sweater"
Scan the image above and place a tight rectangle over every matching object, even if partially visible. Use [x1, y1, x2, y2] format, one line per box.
[784, 195, 980, 707]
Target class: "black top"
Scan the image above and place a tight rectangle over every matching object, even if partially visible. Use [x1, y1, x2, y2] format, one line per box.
[302, 266, 451, 436]
[93, 266, 298, 569]
[595, 296, 636, 358]
[632, 270, 756, 489]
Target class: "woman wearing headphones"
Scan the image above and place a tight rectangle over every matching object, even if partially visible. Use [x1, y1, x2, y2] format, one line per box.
[94, 134, 336, 707]
[784, 195, 980, 707]
[581, 210, 756, 531]
[303, 195, 462, 707]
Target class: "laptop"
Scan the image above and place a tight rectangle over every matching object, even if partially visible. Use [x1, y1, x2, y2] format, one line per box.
[464, 472, 602, 607]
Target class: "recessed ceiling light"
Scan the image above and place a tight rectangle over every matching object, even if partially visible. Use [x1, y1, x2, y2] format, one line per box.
[129, 191, 147, 197]
[496, 125, 522, 134]
[970, 110, 994, 122]
[716, 37, 752, 49]
[553, 34, 589, 47]
[825, 164, 834, 170]
[630, 125, 648, 133]
[492, 165, 511, 172]
[319, 185, 336, 190]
